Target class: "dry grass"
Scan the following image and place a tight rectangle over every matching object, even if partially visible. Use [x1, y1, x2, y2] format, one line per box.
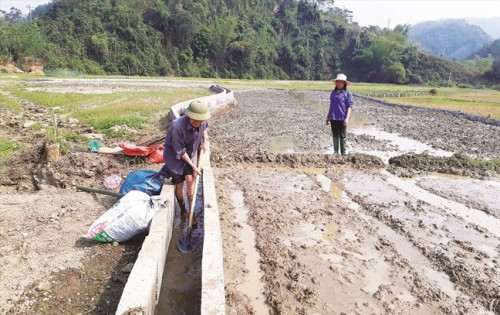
[385, 90, 500, 119]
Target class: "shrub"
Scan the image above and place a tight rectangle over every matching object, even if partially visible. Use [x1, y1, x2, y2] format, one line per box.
[84, 59, 105, 75]
[408, 73, 422, 84]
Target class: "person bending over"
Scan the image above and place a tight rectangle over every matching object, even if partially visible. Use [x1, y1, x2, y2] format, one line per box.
[162, 100, 210, 222]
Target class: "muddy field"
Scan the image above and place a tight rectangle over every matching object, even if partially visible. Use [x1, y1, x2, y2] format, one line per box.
[212, 89, 500, 314]
[1, 81, 499, 314]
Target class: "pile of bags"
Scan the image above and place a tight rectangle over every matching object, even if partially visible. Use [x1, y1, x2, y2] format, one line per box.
[85, 170, 167, 243]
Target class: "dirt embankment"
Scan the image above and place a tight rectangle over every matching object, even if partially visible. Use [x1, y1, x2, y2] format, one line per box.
[0, 185, 148, 314]
[212, 89, 500, 314]
[0, 82, 162, 314]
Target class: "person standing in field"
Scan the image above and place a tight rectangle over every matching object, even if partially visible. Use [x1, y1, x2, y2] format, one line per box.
[162, 100, 210, 223]
[326, 73, 353, 155]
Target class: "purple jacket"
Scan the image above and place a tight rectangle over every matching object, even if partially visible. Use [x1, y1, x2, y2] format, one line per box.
[163, 116, 208, 174]
[328, 89, 353, 121]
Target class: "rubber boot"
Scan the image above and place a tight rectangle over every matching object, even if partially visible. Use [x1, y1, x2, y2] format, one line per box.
[333, 137, 340, 154]
[341, 138, 347, 155]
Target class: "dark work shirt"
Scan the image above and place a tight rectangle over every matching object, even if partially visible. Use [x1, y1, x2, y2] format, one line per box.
[163, 116, 208, 175]
[328, 89, 353, 121]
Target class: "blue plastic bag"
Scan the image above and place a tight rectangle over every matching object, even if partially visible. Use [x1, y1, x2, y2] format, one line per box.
[119, 170, 165, 196]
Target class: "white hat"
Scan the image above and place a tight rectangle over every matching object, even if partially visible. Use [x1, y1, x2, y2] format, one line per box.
[331, 73, 351, 86]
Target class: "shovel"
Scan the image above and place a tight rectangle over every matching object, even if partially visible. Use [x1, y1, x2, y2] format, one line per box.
[178, 149, 204, 253]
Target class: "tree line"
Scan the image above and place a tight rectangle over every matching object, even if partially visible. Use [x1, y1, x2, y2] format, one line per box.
[0, 0, 497, 86]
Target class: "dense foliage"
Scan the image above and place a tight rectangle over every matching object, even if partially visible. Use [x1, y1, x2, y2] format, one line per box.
[0, 0, 496, 85]
[472, 39, 500, 81]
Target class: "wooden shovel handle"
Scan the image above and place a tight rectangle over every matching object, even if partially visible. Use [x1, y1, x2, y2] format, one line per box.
[187, 149, 204, 227]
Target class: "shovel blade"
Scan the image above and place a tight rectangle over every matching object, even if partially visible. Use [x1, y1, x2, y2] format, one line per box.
[177, 227, 197, 253]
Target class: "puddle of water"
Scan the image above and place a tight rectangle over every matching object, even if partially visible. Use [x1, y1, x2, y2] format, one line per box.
[268, 136, 295, 154]
[343, 195, 462, 299]
[230, 188, 269, 314]
[429, 172, 500, 189]
[316, 174, 332, 192]
[429, 172, 469, 180]
[290, 223, 324, 247]
[349, 113, 374, 129]
[157, 178, 205, 314]
[316, 174, 344, 201]
[363, 259, 391, 295]
[382, 170, 500, 237]
[291, 222, 349, 244]
[482, 179, 500, 188]
[319, 253, 343, 263]
[346, 126, 454, 163]
[329, 183, 343, 201]
[341, 229, 357, 242]
[323, 224, 341, 241]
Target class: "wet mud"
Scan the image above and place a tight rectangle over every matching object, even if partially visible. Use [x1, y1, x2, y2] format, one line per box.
[416, 176, 500, 218]
[212, 89, 500, 314]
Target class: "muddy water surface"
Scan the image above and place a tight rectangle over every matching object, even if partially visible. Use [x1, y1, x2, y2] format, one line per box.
[229, 186, 269, 314]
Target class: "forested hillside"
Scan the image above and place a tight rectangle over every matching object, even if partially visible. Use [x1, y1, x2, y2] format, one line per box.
[0, 0, 495, 85]
[466, 17, 500, 40]
[473, 38, 500, 81]
[409, 19, 492, 60]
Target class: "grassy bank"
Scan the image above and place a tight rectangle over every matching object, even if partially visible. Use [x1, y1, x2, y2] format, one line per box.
[0, 92, 22, 112]
[0, 137, 24, 165]
[385, 89, 500, 119]
[4, 85, 210, 133]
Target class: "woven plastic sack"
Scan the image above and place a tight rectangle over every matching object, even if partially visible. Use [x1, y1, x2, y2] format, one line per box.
[119, 170, 164, 196]
[85, 190, 161, 242]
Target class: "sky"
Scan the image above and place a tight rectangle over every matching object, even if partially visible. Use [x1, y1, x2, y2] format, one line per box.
[334, 0, 500, 28]
[0, 0, 51, 14]
[1, 0, 500, 28]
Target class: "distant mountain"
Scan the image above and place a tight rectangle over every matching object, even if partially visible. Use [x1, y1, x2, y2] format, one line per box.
[409, 19, 493, 60]
[466, 17, 500, 39]
[475, 38, 500, 58]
